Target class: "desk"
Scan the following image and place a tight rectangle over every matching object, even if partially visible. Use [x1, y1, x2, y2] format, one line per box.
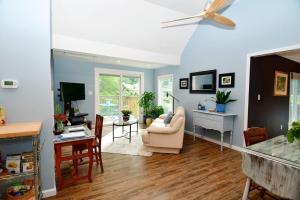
[241, 135, 300, 200]
[193, 110, 236, 151]
[53, 126, 94, 191]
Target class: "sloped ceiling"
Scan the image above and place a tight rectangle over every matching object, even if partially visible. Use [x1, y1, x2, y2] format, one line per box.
[145, 0, 207, 15]
[277, 50, 300, 64]
[52, 0, 207, 66]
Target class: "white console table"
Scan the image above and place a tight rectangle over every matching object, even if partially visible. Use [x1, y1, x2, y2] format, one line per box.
[193, 110, 236, 151]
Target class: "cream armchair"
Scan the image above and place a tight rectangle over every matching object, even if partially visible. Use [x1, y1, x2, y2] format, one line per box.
[141, 106, 185, 154]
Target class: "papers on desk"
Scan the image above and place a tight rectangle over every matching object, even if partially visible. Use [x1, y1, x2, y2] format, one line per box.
[68, 126, 85, 132]
[60, 131, 86, 140]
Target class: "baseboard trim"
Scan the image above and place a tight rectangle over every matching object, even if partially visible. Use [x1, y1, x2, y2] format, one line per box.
[42, 187, 57, 198]
[185, 130, 243, 152]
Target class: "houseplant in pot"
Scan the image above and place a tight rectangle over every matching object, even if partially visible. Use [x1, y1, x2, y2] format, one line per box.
[53, 104, 67, 135]
[212, 90, 236, 113]
[287, 120, 300, 147]
[138, 91, 155, 124]
[150, 105, 164, 119]
[121, 110, 132, 122]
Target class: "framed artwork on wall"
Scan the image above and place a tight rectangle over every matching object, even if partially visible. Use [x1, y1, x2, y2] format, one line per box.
[179, 78, 189, 89]
[274, 70, 288, 96]
[219, 73, 235, 88]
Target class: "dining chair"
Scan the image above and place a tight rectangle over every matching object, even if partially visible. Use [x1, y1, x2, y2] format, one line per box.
[244, 127, 273, 199]
[244, 127, 268, 147]
[73, 114, 104, 173]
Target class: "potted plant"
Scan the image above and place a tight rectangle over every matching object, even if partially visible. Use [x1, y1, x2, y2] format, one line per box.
[121, 110, 132, 122]
[287, 120, 300, 147]
[211, 90, 236, 113]
[138, 92, 156, 124]
[53, 104, 67, 135]
[150, 105, 164, 119]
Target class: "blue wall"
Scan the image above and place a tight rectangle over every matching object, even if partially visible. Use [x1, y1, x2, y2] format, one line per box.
[155, 0, 300, 147]
[0, 0, 54, 192]
[53, 55, 155, 122]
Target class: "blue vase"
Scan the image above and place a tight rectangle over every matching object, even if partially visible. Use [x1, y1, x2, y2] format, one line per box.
[216, 104, 225, 113]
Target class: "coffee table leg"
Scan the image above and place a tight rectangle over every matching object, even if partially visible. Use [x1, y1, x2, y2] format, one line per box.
[129, 124, 132, 143]
[113, 124, 114, 142]
[136, 121, 138, 135]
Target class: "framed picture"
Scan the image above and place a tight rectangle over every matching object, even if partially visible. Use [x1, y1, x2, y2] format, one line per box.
[274, 70, 288, 96]
[179, 78, 189, 89]
[219, 73, 235, 88]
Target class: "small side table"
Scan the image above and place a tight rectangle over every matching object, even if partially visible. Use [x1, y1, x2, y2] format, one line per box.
[113, 119, 138, 143]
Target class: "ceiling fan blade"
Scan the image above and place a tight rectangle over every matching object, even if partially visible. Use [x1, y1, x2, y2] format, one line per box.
[210, 13, 235, 27]
[206, 0, 228, 13]
[161, 12, 205, 24]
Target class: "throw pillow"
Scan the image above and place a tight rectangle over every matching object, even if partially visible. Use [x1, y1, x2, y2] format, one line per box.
[164, 112, 174, 124]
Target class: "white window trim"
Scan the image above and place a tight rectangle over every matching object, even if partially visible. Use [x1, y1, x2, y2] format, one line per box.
[94, 68, 145, 122]
[157, 74, 174, 111]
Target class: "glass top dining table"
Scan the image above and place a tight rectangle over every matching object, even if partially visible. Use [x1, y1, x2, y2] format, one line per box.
[243, 135, 300, 169]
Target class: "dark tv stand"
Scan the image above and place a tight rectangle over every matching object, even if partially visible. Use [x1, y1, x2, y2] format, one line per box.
[63, 101, 91, 129]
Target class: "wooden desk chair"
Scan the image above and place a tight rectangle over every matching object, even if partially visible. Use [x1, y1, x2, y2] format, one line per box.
[73, 115, 104, 173]
[244, 127, 276, 199]
[244, 127, 268, 146]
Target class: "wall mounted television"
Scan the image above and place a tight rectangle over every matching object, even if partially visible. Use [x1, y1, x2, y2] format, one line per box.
[60, 82, 85, 102]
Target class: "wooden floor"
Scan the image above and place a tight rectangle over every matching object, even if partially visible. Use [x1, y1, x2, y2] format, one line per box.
[47, 134, 270, 200]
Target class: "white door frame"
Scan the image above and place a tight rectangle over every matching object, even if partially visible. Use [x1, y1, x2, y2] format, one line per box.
[244, 44, 300, 131]
[94, 68, 145, 122]
[157, 74, 174, 111]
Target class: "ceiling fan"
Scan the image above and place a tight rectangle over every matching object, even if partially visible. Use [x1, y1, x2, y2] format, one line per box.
[161, 0, 235, 28]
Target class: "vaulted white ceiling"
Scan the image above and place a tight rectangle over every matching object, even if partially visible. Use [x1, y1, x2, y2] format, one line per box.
[52, 0, 207, 66]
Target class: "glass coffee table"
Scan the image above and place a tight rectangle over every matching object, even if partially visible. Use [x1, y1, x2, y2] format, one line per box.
[112, 118, 138, 143]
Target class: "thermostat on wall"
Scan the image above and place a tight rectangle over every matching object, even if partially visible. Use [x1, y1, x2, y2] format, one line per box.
[1, 79, 19, 89]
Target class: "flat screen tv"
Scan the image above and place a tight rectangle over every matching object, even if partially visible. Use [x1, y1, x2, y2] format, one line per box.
[60, 82, 85, 102]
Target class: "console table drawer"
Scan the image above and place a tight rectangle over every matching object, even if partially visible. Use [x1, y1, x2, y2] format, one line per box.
[194, 117, 222, 131]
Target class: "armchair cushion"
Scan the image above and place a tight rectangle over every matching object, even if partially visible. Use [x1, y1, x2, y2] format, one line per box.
[163, 112, 174, 124]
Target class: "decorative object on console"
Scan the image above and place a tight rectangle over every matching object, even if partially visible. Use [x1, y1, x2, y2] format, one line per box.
[179, 78, 189, 89]
[211, 90, 236, 113]
[274, 70, 288, 96]
[219, 73, 235, 88]
[190, 70, 217, 94]
[161, 0, 236, 28]
[0, 106, 5, 126]
[53, 104, 67, 135]
[287, 120, 300, 147]
[138, 92, 156, 124]
[197, 102, 206, 111]
[121, 110, 132, 122]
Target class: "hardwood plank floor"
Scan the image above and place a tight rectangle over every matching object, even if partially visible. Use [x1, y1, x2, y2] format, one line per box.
[47, 134, 271, 200]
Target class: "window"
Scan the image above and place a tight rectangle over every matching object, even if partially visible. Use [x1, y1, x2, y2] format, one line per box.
[157, 74, 173, 113]
[289, 72, 300, 125]
[95, 68, 144, 125]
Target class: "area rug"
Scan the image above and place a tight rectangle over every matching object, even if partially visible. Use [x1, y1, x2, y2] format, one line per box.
[101, 126, 153, 157]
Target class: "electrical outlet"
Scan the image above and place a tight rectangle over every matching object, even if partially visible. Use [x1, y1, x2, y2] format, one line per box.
[280, 124, 283, 130]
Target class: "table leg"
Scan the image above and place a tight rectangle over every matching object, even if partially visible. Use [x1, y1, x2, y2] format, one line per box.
[129, 124, 132, 143]
[221, 132, 224, 151]
[122, 125, 124, 135]
[87, 140, 93, 183]
[242, 178, 251, 200]
[230, 131, 233, 147]
[193, 125, 196, 141]
[136, 121, 138, 134]
[113, 124, 115, 142]
[55, 145, 63, 191]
